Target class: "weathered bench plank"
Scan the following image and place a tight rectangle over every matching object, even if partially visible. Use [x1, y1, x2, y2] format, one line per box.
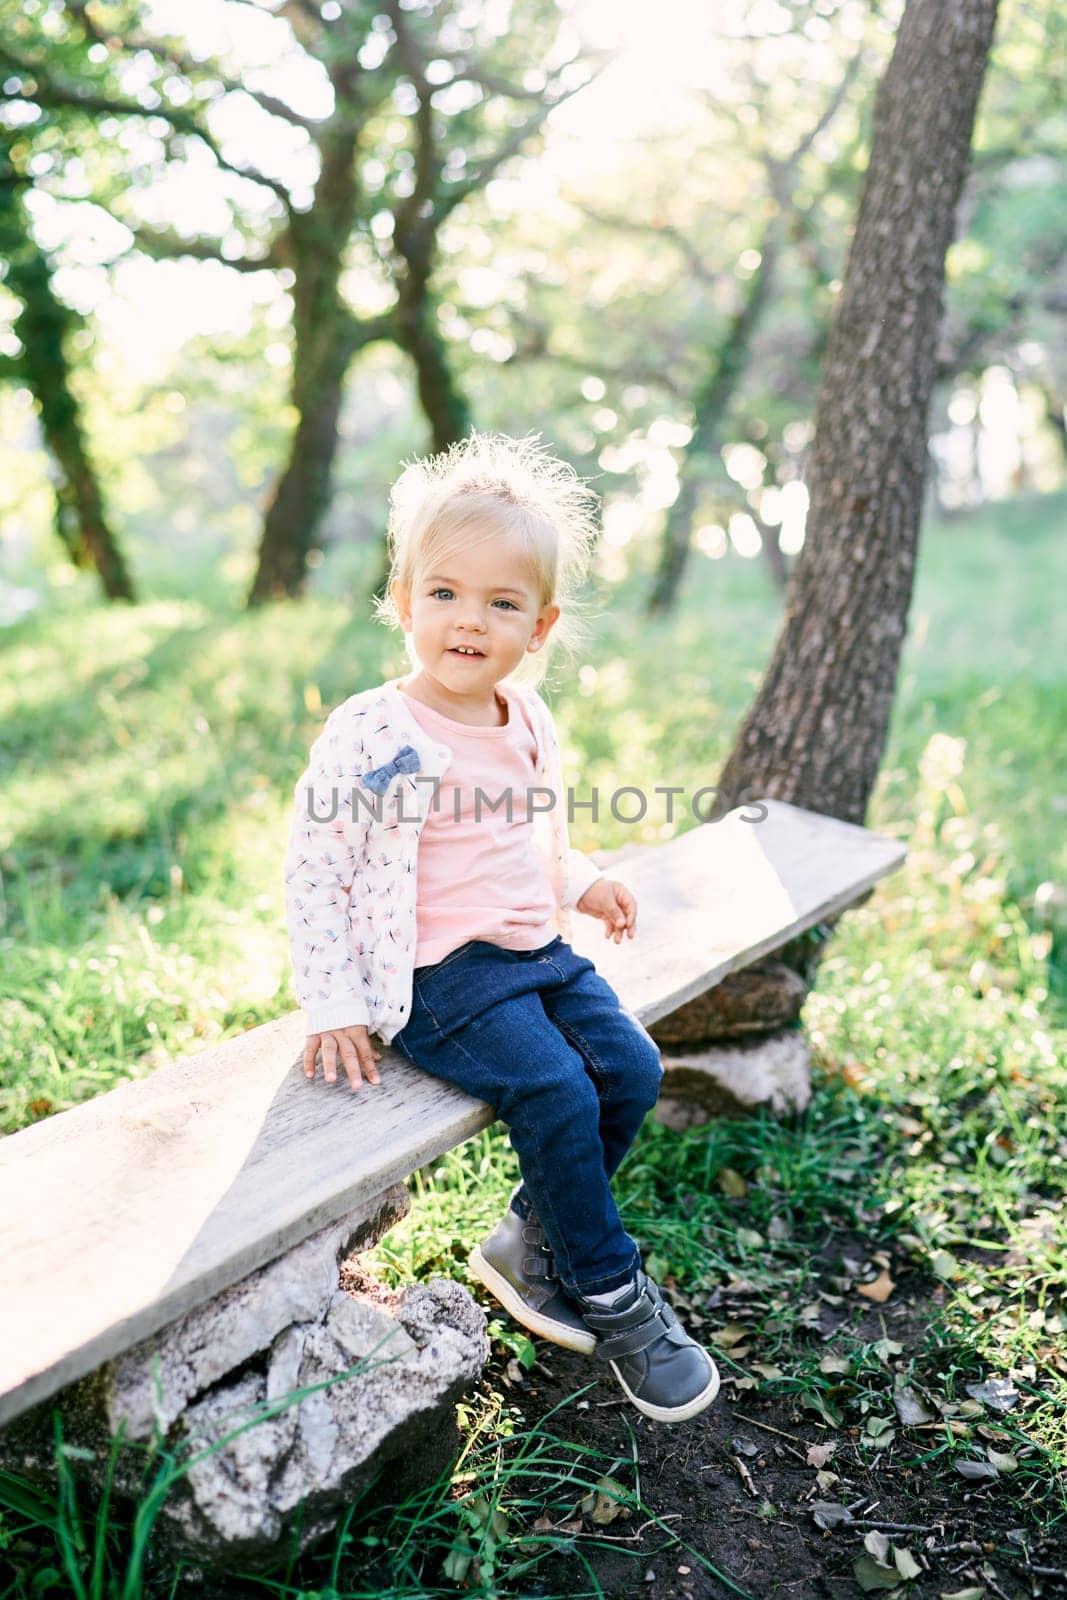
[575, 799, 905, 1017]
[0, 799, 904, 1425]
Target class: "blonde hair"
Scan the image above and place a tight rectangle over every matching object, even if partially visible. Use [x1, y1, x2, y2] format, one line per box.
[374, 431, 601, 690]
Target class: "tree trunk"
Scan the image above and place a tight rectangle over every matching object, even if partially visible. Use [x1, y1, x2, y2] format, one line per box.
[247, 92, 364, 605]
[647, 228, 781, 617]
[755, 510, 789, 592]
[47, 443, 133, 600]
[717, 0, 1000, 828]
[395, 288, 472, 452]
[247, 299, 354, 604]
[1035, 377, 1067, 463]
[392, 214, 472, 453]
[0, 143, 134, 601]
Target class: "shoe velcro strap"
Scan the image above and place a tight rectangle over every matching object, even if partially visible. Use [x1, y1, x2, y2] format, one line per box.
[580, 1286, 655, 1335]
[593, 1306, 673, 1361]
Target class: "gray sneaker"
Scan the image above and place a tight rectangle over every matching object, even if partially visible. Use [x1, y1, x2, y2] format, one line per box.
[576, 1271, 720, 1422]
[469, 1210, 596, 1356]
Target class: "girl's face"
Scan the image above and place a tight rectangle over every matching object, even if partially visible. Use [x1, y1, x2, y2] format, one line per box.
[391, 529, 559, 695]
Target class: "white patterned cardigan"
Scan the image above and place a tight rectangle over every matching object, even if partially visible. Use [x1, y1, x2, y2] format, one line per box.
[283, 675, 605, 1042]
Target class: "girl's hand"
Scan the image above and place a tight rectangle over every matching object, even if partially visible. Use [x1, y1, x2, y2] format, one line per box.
[304, 1025, 383, 1091]
[575, 878, 637, 943]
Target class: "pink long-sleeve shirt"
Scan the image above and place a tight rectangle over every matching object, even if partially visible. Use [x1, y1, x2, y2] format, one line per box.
[401, 680, 558, 967]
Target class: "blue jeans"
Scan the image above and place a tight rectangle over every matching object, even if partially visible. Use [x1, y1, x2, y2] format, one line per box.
[392, 935, 665, 1297]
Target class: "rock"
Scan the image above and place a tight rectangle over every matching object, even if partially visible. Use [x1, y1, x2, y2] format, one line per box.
[167, 1278, 487, 1569]
[648, 960, 809, 1044]
[0, 1183, 489, 1570]
[108, 1182, 411, 1441]
[655, 1028, 812, 1126]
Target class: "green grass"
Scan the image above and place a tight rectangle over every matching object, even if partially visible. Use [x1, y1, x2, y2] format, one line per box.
[1, 489, 1065, 1592]
[1, 1378, 757, 1600]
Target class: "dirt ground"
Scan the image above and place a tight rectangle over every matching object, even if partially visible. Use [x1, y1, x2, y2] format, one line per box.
[331, 1216, 1067, 1600]
[155, 1234, 1065, 1599]
[466, 1235, 1067, 1600]
[510, 1358, 1062, 1598]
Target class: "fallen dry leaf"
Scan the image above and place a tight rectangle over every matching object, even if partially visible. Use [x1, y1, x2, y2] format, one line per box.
[732, 1455, 758, 1497]
[711, 1321, 751, 1349]
[955, 1458, 999, 1481]
[930, 1249, 962, 1280]
[894, 1547, 922, 1580]
[853, 1553, 903, 1591]
[865, 1531, 891, 1562]
[581, 1476, 631, 1525]
[965, 1378, 1020, 1413]
[857, 1267, 896, 1303]
[811, 1501, 853, 1530]
[894, 1387, 935, 1425]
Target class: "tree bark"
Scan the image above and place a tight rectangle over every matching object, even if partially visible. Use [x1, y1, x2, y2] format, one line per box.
[0, 142, 134, 601]
[647, 227, 781, 617]
[645, 49, 865, 618]
[394, 277, 472, 452]
[1034, 377, 1067, 463]
[755, 509, 790, 592]
[717, 0, 1000, 828]
[246, 90, 365, 606]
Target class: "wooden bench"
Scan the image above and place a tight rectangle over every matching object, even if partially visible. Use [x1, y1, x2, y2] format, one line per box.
[0, 798, 904, 1432]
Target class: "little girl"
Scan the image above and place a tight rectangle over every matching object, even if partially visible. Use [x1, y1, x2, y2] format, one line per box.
[285, 433, 719, 1423]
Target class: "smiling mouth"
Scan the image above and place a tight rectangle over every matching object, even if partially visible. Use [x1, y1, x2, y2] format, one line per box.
[449, 648, 485, 658]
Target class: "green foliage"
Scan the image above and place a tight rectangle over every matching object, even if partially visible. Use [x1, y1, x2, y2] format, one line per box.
[2, 0, 1064, 599]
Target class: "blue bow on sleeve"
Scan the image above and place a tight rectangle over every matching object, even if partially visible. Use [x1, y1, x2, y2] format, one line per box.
[359, 743, 421, 796]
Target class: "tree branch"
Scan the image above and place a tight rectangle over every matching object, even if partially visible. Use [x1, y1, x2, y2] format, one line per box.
[577, 44, 865, 283]
[431, 52, 609, 224]
[430, 56, 555, 103]
[223, 0, 324, 31]
[117, 220, 286, 272]
[67, 1, 321, 131]
[0, 46, 293, 205]
[341, 308, 397, 357]
[502, 306, 692, 398]
[773, 42, 865, 173]
[386, 0, 441, 239]
[569, 200, 720, 285]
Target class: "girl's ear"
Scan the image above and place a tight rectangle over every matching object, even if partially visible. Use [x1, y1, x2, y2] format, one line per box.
[390, 578, 412, 628]
[529, 602, 560, 651]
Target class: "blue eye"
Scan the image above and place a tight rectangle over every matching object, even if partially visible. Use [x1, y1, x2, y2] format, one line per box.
[429, 589, 517, 609]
